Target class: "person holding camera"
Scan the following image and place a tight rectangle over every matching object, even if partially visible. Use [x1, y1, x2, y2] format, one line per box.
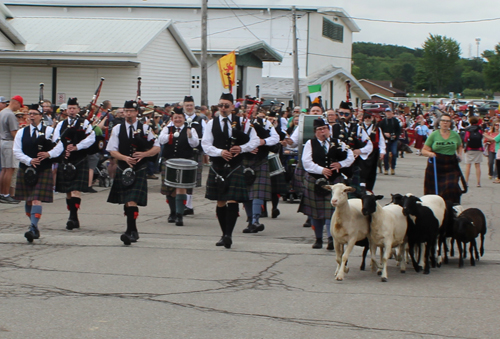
[379, 107, 401, 175]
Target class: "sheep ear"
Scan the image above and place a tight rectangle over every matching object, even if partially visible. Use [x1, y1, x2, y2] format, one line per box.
[345, 186, 356, 193]
[375, 195, 384, 200]
[322, 185, 332, 191]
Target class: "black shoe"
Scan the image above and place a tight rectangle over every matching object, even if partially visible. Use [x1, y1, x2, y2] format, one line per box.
[253, 222, 265, 233]
[242, 222, 256, 233]
[327, 236, 334, 250]
[120, 233, 132, 246]
[66, 219, 78, 230]
[271, 209, 280, 218]
[260, 209, 268, 218]
[130, 231, 139, 242]
[25, 230, 34, 243]
[215, 237, 225, 246]
[303, 218, 311, 228]
[167, 214, 176, 223]
[183, 208, 194, 216]
[87, 187, 97, 193]
[223, 235, 232, 249]
[175, 214, 184, 226]
[312, 238, 323, 249]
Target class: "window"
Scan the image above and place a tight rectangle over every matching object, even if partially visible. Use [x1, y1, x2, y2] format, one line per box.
[322, 17, 343, 43]
[191, 75, 200, 89]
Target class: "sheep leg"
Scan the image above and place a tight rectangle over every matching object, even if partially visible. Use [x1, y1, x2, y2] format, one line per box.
[473, 238, 480, 260]
[430, 236, 438, 269]
[377, 246, 384, 275]
[417, 243, 425, 271]
[480, 233, 485, 257]
[360, 245, 369, 271]
[369, 242, 379, 273]
[449, 238, 455, 257]
[463, 242, 467, 258]
[380, 242, 392, 282]
[470, 240, 476, 266]
[423, 240, 431, 274]
[457, 242, 464, 268]
[335, 238, 357, 281]
[408, 240, 420, 272]
[399, 243, 406, 273]
[334, 240, 343, 276]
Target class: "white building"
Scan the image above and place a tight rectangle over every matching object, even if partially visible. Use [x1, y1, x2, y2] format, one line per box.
[0, 5, 198, 106]
[4, 0, 370, 107]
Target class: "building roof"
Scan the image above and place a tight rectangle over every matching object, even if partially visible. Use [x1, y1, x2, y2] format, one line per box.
[359, 79, 406, 95]
[192, 40, 282, 63]
[0, 16, 199, 66]
[304, 66, 371, 99]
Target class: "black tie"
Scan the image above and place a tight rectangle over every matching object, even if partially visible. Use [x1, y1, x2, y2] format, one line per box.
[129, 125, 134, 139]
[223, 118, 229, 138]
[32, 127, 37, 142]
[177, 127, 180, 133]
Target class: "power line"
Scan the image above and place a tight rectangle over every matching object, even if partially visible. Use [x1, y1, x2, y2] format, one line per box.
[337, 14, 500, 25]
[222, 0, 261, 41]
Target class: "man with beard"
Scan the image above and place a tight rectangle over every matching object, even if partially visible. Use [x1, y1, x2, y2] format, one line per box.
[359, 113, 385, 193]
[378, 107, 401, 175]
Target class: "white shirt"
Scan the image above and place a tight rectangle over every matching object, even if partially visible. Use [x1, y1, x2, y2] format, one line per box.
[13, 123, 64, 166]
[302, 139, 355, 175]
[247, 119, 280, 147]
[184, 112, 206, 135]
[51, 116, 96, 151]
[202, 114, 260, 157]
[106, 120, 160, 152]
[158, 122, 199, 148]
[361, 123, 386, 156]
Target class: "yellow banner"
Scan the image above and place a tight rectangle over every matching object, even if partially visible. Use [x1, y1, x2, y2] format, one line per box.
[217, 51, 236, 90]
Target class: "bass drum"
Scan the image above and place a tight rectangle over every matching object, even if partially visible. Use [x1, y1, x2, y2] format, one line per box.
[298, 114, 319, 155]
[164, 158, 198, 189]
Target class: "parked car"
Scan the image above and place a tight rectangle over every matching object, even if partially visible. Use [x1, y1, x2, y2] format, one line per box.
[477, 101, 499, 115]
[362, 103, 390, 114]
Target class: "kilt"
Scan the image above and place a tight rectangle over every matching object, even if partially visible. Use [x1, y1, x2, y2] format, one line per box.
[160, 162, 193, 196]
[108, 167, 148, 206]
[298, 172, 341, 220]
[415, 134, 426, 149]
[424, 153, 463, 204]
[243, 157, 271, 201]
[271, 172, 288, 194]
[55, 158, 89, 193]
[14, 167, 54, 203]
[205, 161, 248, 202]
[292, 161, 305, 193]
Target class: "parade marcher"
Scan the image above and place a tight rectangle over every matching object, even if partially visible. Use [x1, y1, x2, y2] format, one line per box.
[360, 112, 385, 193]
[414, 115, 431, 155]
[241, 108, 279, 233]
[378, 107, 401, 175]
[267, 110, 288, 218]
[332, 101, 372, 196]
[201, 93, 259, 249]
[13, 104, 64, 242]
[106, 100, 160, 245]
[52, 97, 96, 230]
[299, 118, 354, 249]
[183, 95, 205, 195]
[325, 109, 337, 135]
[158, 106, 199, 226]
[422, 113, 464, 204]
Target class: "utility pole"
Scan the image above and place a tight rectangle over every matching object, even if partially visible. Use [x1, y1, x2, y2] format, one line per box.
[201, 0, 208, 106]
[292, 6, 300, 107]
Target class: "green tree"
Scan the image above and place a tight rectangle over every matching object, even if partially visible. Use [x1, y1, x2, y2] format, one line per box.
[419, 34, 461, 94]
[483, 44, 500, 92]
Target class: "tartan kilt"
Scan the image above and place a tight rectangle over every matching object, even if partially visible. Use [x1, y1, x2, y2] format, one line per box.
[14, 167, 54, 203]
[243, 157, 271, 201]
[205, 162, 248, 202]
[107, 167, 148, 206]
[271, 172, 288, 194]
[55, 158, 89, 193]
[292, 161, 305, 193]
[298, 172, 338, 220]
[424, 154, 462, 204]
[160, 162, 193, 196]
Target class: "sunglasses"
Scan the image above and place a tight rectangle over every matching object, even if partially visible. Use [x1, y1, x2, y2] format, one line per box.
[218, 103, 231, 109]
[339, 112, 350, 117]
[440, 120, 451, 122]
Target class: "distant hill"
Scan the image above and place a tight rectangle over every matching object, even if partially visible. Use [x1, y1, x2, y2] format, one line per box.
[353, 42, 423, 58]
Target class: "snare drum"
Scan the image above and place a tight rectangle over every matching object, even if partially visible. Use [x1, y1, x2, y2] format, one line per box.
[164, 159, 198, 188]
[268, 153, 285, 177]
[298, 114, 319, 154]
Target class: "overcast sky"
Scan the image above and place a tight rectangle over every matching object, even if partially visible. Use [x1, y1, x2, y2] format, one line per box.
[7, 0, 500, 56]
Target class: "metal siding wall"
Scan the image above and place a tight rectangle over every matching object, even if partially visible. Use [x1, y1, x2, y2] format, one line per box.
[10, 66, 52, 104]
[57, 67, 97, 105]
[0, 66, 12, 98]
[137, 30, 192, 105]
[96, 68, 138, 107]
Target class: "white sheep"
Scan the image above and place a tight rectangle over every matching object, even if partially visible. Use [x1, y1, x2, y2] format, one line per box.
[361, 194, 408, 282]
[324, 183, 371, 281]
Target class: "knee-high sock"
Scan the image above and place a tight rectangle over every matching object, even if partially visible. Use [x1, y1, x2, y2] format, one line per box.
[185, 194, 193, 209]
[243, 201, 252, 221]
[25, 202, 32, 218]
[271, 194, 279, 210]
[312, 218, 324, 239]
[30, 205, 42, 228]
[325, 219, 332, 238]
[216, 205, 227, 235]
[176, 194, 187, 215]
[69, 197, 81, 220]
[252, 198, 263, 224]
[167, 196, 176, 216]
[226, 203, 239, 237]
[126, 206, 139, 234]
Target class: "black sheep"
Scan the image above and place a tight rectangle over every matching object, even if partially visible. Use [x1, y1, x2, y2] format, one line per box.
[453, 208, 487, 268]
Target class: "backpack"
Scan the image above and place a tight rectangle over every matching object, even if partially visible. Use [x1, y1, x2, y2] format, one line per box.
[466, 125, 483, 149]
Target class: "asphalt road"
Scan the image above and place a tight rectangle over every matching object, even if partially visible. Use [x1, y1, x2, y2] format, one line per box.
[0, 152, 498, 338]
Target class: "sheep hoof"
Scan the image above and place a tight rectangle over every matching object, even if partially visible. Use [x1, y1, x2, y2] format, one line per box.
[381, 277, 388, 282]
[437, 263, 441, 268]
[400, 270, 405, 274]
[377, 271, 382, 276]
[344, 267, 349, 273]
[444, 257, 449, 264]
[423, 270, 430, 275]
[335, 276, 344, 281]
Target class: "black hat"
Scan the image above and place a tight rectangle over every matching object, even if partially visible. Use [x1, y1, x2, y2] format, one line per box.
[67, 97, 79, 106]
[184, 96, 194, 103]
[28, 104, 40, 112]
[363, 112, 373, 119]
[164, 103, 171, 108]
[124, 100, 138, 109]
[313, 118, 326, 130]
[339, 101, 352, 110]
[268, 111, 277, 117]
[220, 92, 234, 103]
[310, 103, 323, 109]
[172, 106, 184, 115]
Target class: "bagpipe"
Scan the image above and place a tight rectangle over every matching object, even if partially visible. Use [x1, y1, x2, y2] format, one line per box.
[24, 125, 57, 187]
